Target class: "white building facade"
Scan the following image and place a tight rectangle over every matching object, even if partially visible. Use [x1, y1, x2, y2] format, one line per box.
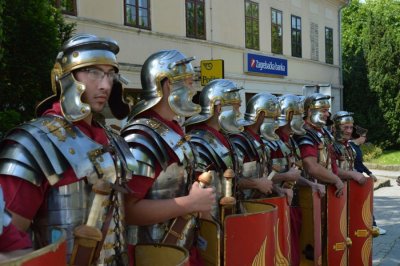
[60, 0, 348, 124]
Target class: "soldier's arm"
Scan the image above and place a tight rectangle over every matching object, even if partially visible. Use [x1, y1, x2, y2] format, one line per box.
[124, 182, 215, 226]
[302, 156, 344, 197]
[238, 177, 273, 195]
[337, 168, 366, 185]
[296, 176, 326, 197]
[303, 156, 340, 184]
[271, 167, 301, 183]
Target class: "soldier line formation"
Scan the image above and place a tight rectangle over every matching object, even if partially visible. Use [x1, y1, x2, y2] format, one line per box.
[0, 34, 379, 266]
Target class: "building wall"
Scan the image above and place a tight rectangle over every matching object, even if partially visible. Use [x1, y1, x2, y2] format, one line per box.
[65, 0, 348, 125]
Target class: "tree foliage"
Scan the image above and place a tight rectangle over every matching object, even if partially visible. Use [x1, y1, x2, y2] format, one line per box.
[342, 0, 400, 148]
[0, 0, 75, 137]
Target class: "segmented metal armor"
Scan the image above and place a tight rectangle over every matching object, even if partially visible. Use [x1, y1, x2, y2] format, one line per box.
[295, 125, 334, 173]
[0, 34, 135, 264]
[294, 93, 334, 179]
[122, 117, 197, 249]
[121, 49, 199, 250]
[230, 131, 266, 199]
[230, 93, 280, 199]
[332, 111, 356, 171]
[0, 115, 136, 263]
[185, 79, 243, 219]
[333, 142, 356, 171]
[188, 128, 235, 219]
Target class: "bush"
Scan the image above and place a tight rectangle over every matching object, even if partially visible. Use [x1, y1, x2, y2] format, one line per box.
[0, 110, 22, 139]
[361, 142, 383, 162]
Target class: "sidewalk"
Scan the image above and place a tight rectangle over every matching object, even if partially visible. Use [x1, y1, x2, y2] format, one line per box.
[370, 168, 400, 266]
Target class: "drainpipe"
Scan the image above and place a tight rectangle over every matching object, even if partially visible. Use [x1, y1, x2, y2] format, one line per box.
[338, 0, 351, 110]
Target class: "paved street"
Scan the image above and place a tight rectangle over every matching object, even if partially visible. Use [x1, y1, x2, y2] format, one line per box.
[371, 168, 400, 266]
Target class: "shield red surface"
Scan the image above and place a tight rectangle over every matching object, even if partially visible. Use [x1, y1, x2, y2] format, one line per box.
[348, 178, 374, 266]
[224, 201, 277, 266]
[326, 182, 349, 266]
[1, 228, 66, 266]
[298, 186, 322, 266]
[258, 196, 291, 265]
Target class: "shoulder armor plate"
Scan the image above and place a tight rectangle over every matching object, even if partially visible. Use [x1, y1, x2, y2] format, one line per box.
[122, 118, 196, 178]
[188, 129, 233, 171]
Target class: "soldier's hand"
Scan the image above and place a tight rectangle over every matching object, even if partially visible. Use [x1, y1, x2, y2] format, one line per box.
[283, 188, 293, 205]
[334, 178, 344, 198]
[370, 174, 378, 182]
[312, 183, 326, 198]
[188, 182, 216, 212]
[352, 172, 367, 185]
[287, 167, 301, 182]
[257, 177, 273, 195]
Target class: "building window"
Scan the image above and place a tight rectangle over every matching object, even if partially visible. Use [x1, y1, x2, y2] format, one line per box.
[271, 8, 283, 54]
[186, 0, 206, 39]
[245, 0, 259, 50]
[125, 0, 151, 30]
[291, 15, 302, 58]
[54, 0, 77, 16]
[325, 27, 333, 64]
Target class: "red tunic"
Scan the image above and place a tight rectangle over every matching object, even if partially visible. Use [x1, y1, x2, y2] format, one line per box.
[297, 124, 338, 175]
[0, 102, 109, 251]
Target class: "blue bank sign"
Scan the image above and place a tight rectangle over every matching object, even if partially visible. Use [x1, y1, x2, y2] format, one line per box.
[244, 53, 288, 76]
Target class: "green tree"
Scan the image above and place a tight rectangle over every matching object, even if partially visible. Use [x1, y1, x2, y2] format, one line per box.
[0, 0, 4, 64]
[362, 0, 400, 147]
[342, 0, 400, 148]
[0, 0, 74, 137]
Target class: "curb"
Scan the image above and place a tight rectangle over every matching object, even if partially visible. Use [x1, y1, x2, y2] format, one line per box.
[364, 163, 400, 171]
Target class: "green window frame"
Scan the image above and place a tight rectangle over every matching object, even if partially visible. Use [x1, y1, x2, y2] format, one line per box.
[245, 0, 259, 50]
[186, 0, 206, 39]
[325, 27, 333, 64]
[125, 0, 151, 30]
[291, 15, 302, 58]
[271, 8, 283, 54]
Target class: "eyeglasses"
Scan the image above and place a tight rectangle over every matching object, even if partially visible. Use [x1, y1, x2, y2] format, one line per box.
[80, 68, 118, 83]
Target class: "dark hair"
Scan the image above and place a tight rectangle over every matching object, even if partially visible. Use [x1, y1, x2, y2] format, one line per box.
[326, 112, 333, 126]
[352, 125, 368, 139]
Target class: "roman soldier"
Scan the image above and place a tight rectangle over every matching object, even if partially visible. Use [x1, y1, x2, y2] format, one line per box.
[293, 93, 345, 265]
[0, 33, 136, 265]
[120, 49, 215, 265]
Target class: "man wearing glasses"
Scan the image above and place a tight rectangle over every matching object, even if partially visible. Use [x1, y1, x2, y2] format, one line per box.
[0, 33, 137, 265]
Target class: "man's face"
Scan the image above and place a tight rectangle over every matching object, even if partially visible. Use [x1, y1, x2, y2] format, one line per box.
[75, 64, 115, 113]
[319, 108, 330, 121]
[339, 122, 354, 141]
[307, 107, 330, 127]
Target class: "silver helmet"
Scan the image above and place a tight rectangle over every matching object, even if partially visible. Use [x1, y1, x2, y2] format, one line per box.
[242, 93, 280, 141]
[277, 94, 306, 135]
[36, 33, 130, 122]
[303, 93, 331, 128]
[332, 111, 354, 141]
[184, 79, 244, 133]
[130, 49, 201, 118]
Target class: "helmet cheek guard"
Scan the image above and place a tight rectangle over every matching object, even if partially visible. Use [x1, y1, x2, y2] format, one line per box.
[303, 93, 331, 128]
[183, 79, 244, 132]
[277, 94, 306, 135]
[131, 49, 200, 119]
